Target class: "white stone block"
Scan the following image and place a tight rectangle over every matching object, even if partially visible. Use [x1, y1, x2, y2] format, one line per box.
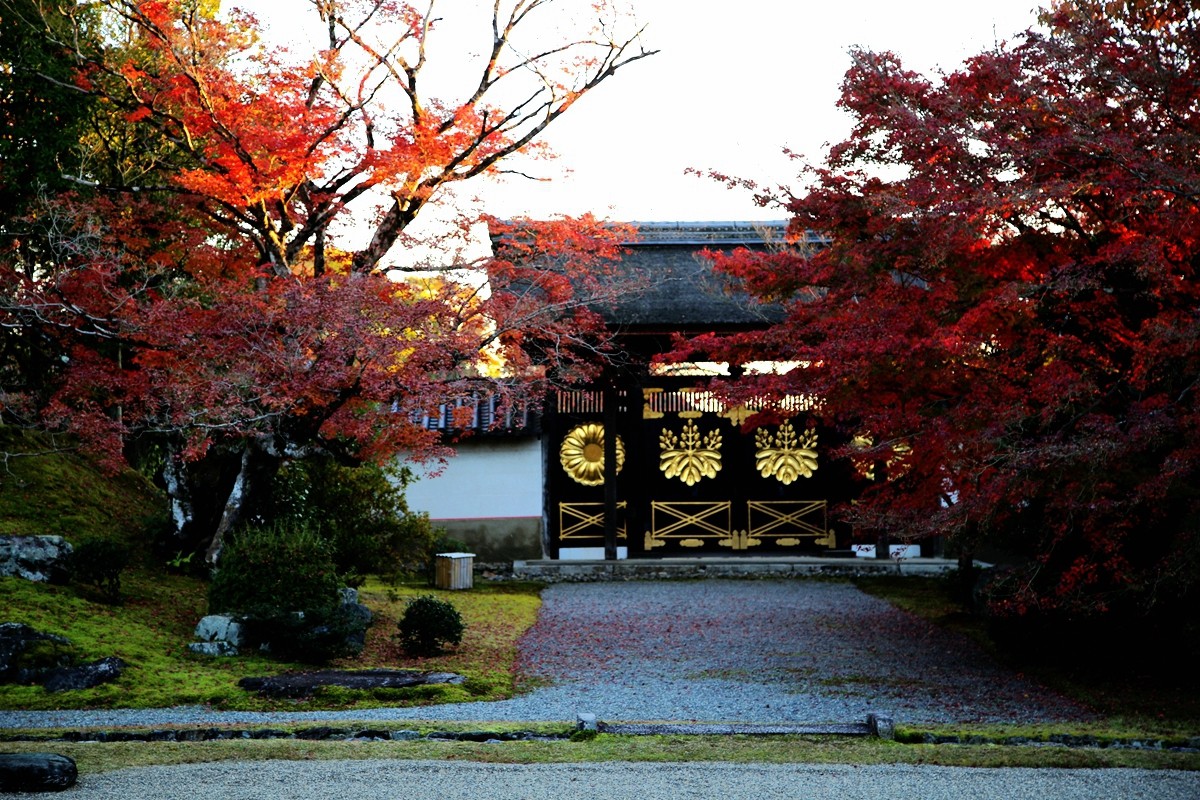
[194, 614, 244, 646]
[558, 546, 628, 560]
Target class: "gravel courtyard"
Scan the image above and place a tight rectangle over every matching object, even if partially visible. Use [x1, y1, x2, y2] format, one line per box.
[14, 761, 1198, 800]
[507, 579, 1094, 725]
[0, 579, 1095, 729]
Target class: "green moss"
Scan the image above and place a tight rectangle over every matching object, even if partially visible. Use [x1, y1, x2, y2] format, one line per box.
[0, 574, 277, 709]
[0, 427, 166, 545]
[353, 578, 542, 702]
[0, 572, 542, 712]
[2, 735, 1197, 775]
[10, 637, 78, 673]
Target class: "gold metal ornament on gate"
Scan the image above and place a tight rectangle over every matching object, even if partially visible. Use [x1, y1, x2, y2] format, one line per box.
[560, 423, 625, 486]
[755, 421, 819, 484]
[659, 419, 723, 486]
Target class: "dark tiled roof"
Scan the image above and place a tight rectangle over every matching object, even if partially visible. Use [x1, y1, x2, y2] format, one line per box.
[490, 220, 818, 332]
[602, 221, 798, 330]
[618, 220, 791, 246]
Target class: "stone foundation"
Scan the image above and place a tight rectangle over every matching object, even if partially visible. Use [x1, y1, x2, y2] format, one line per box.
[512, 557, 959, 582]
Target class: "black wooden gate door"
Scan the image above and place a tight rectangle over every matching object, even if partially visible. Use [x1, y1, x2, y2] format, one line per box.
[545, 387, 634, 558]
[546, 384, 852, 557]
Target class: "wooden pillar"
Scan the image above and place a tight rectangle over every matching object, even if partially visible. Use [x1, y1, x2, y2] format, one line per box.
[603, 384, 619, 561]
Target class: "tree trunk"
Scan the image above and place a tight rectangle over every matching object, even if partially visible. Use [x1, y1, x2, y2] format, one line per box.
[202, 439, 285, 565]
[205, 444, 253, 565]
[161, 442, 195, 545]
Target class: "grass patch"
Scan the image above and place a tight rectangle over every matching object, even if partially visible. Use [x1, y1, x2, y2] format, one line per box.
[0, 573, 542, 712]
[352, 579, 543, 702]
[2, 572, 291, 710]
[0, 735, 1196, 773]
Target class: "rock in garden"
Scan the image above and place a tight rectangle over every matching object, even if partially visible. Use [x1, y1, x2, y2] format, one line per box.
[188, 641, 239, 657]
[0, 535, 73, 583]
[0, 623, 72, 683]
[0, 753, 77, 792]
[339, 601, 373, 650]
[239, 669, 465, 698]
[194, 614, 245, 647]
[41, 656, 127, 692]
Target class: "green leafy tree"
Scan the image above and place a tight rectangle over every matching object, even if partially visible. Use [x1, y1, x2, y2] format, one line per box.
[263, 459, 438, 583]
[0, 0, 100, 410]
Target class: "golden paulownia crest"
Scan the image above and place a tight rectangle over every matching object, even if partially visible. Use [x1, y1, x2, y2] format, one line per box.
[560, 423, 625, 486]
[755, 421, 818, 484]
[659, 419, 722, 486]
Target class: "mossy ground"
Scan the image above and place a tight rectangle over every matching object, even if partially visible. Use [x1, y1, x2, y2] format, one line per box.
[0, 427, 164, 542]
[1, 427, 541, 711]
[1, 733, 1197, 773]
[0, 574, 541, 711]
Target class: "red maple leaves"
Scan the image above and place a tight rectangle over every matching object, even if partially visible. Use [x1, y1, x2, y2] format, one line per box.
[673, 0, 1200, 615]
[2, 0, 654, 555]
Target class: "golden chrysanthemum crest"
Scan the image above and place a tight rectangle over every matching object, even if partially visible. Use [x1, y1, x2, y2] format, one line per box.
[560, 423, 625, 486]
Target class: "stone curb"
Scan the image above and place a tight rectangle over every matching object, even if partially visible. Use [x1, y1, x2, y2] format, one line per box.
[4, 720, 1196, 752]
[595, 722, 872, 736]
[0, 727, 565, 744]
[584, 712, 893, 740]
[1, 716, 892, 744]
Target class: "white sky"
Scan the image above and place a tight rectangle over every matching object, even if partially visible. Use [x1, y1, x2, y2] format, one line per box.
[239, 0, 1045, 229]
[477, 0, 1045, 222]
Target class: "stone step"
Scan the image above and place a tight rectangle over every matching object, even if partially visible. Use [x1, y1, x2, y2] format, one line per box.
[0, 753, 78, 793]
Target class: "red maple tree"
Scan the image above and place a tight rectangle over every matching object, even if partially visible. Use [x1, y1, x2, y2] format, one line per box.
[0, 0, 654, 560]
[675, 0, 1200, 618]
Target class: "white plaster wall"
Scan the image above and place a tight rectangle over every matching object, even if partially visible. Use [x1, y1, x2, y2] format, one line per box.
[402, 437, 543, 521]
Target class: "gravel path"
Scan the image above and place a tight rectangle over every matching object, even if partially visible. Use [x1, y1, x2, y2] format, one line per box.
[9, 761, 1199, 800]
[0, 580, 1094, 729]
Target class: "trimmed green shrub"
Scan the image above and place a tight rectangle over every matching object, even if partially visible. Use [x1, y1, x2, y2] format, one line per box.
[396, 595, 464, 656]
[208, 523, 365, 663]
[208, 523, 341, 620]
[68, 537, 131, 604]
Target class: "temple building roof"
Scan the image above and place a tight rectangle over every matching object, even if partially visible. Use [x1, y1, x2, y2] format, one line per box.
[617, 220, 790, 246]
[601, 221, 804, 331]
